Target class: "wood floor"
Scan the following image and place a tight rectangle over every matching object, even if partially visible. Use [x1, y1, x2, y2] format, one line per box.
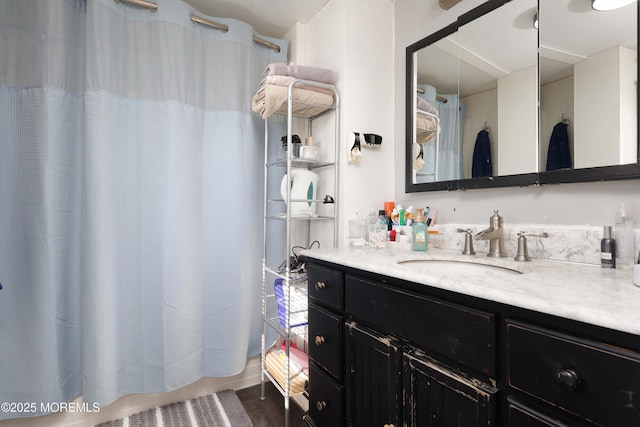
[237, 382, 308, 427]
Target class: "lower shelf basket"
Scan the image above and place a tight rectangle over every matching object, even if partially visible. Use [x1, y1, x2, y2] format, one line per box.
[265, 347, 309, 395]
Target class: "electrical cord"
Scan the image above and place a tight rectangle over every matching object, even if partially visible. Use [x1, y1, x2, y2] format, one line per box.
[292, 240, 319, 259]
[278, 241, 320, 274]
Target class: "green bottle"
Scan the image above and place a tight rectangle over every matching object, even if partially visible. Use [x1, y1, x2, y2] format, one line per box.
[412, 208, 428, 251]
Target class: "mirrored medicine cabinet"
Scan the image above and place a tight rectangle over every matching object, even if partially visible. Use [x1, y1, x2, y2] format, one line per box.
[406, 0, 639, 193]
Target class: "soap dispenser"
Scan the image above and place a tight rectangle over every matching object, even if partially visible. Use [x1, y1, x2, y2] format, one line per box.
[601, 225, 616, 269]
[412, 208, 428, 252]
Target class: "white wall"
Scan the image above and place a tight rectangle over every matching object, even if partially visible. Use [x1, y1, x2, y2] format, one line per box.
[497, 65, 538, 176]
[394, 0, 640, 228]
[620, 46, 638, 163]
[575, 45, 637, 168]
[294, 0, 396, 245]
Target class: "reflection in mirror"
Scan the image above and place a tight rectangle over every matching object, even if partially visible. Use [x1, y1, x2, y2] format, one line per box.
[413, 33, 462, 184]
[539, 0, 637, 172]
[411, 0, 538, 185]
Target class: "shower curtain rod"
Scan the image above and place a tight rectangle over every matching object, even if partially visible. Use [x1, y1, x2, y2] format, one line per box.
[416, 88, 448, 104]
[251, 35, 281, 54]
[190, 14, 228, 32]
[113, 0, 281, 53]
[190, 14, 281, 53]
[114, 0, 157, 12]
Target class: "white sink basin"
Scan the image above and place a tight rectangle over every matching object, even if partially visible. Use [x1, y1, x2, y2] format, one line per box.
[397, 259, 523, 277]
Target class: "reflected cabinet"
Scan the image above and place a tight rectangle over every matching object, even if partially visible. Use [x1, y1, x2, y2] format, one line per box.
[406, 0, 639, 192]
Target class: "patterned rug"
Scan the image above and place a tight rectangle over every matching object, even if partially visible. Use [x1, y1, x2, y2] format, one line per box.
[97, 390, 254, 427]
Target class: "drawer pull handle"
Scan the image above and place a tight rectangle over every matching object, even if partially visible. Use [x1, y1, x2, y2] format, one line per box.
[315, 281, 326, 291]
[315, 335, 326, 345]
[556, 369, 580, 391]
[316, 400, 327, 412]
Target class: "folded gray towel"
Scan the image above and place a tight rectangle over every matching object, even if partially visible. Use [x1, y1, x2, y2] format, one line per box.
[263, 63, 334, 84]
[417, 96, 438, 116]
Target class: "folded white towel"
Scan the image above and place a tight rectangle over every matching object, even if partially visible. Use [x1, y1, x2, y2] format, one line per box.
[262, 75, 335, 96]
[251, 84, 335, 119]
[262, 63, 334, 85]
[416, 111, 438, 144]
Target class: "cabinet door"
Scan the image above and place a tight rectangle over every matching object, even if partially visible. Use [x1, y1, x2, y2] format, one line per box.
[345, 321, 402, 427]
[403, 349, 497, 427]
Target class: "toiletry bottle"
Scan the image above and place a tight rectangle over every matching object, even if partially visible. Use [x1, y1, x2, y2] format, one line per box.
[601, 225, 616, 269]
[615, 204, 634, 270]
[379, 209, 392, 232]
[378, 209, 387, 225]
[412, 208, 428, 252]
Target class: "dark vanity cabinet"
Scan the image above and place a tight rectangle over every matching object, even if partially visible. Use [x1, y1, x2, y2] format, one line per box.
[306, 262, 497, 427]
[304, 259, 640, 427]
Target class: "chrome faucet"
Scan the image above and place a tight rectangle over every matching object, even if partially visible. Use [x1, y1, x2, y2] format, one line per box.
[475, 210, 507, 258]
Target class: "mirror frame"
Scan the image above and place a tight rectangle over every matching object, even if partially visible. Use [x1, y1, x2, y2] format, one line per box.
[405, 0, 640, 193]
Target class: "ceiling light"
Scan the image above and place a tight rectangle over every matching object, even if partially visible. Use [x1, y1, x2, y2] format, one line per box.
[592, 0, 637, 11]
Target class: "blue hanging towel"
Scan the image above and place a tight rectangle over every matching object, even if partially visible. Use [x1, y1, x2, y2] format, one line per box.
[472, 129, 492, 178]
[546, 122, 572, 171]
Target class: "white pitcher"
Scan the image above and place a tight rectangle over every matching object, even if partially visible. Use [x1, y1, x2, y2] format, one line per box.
[280, 169, 320, 217]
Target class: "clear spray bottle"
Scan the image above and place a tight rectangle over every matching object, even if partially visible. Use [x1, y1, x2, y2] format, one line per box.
[615, 204, 634, 270]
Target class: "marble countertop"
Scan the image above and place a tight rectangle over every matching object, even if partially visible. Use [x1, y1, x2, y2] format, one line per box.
[301, 245, 640, 336]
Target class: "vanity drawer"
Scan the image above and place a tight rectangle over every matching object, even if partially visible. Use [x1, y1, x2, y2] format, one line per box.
[345, 275, 496, 376]
[308, 304, 344, 380]
[308, 264, 343, 310]
[507, 397, 590, 427]
[308, 361, 344, 427]
[506, 321, 640, 426]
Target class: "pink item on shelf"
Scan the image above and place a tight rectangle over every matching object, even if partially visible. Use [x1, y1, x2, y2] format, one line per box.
[281, 341, 309, 375]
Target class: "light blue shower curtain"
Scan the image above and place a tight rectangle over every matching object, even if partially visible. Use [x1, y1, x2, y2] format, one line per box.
[417, 84, 466, 182]
[0, 0, 286, 419]
[435, 95, 465, 181]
